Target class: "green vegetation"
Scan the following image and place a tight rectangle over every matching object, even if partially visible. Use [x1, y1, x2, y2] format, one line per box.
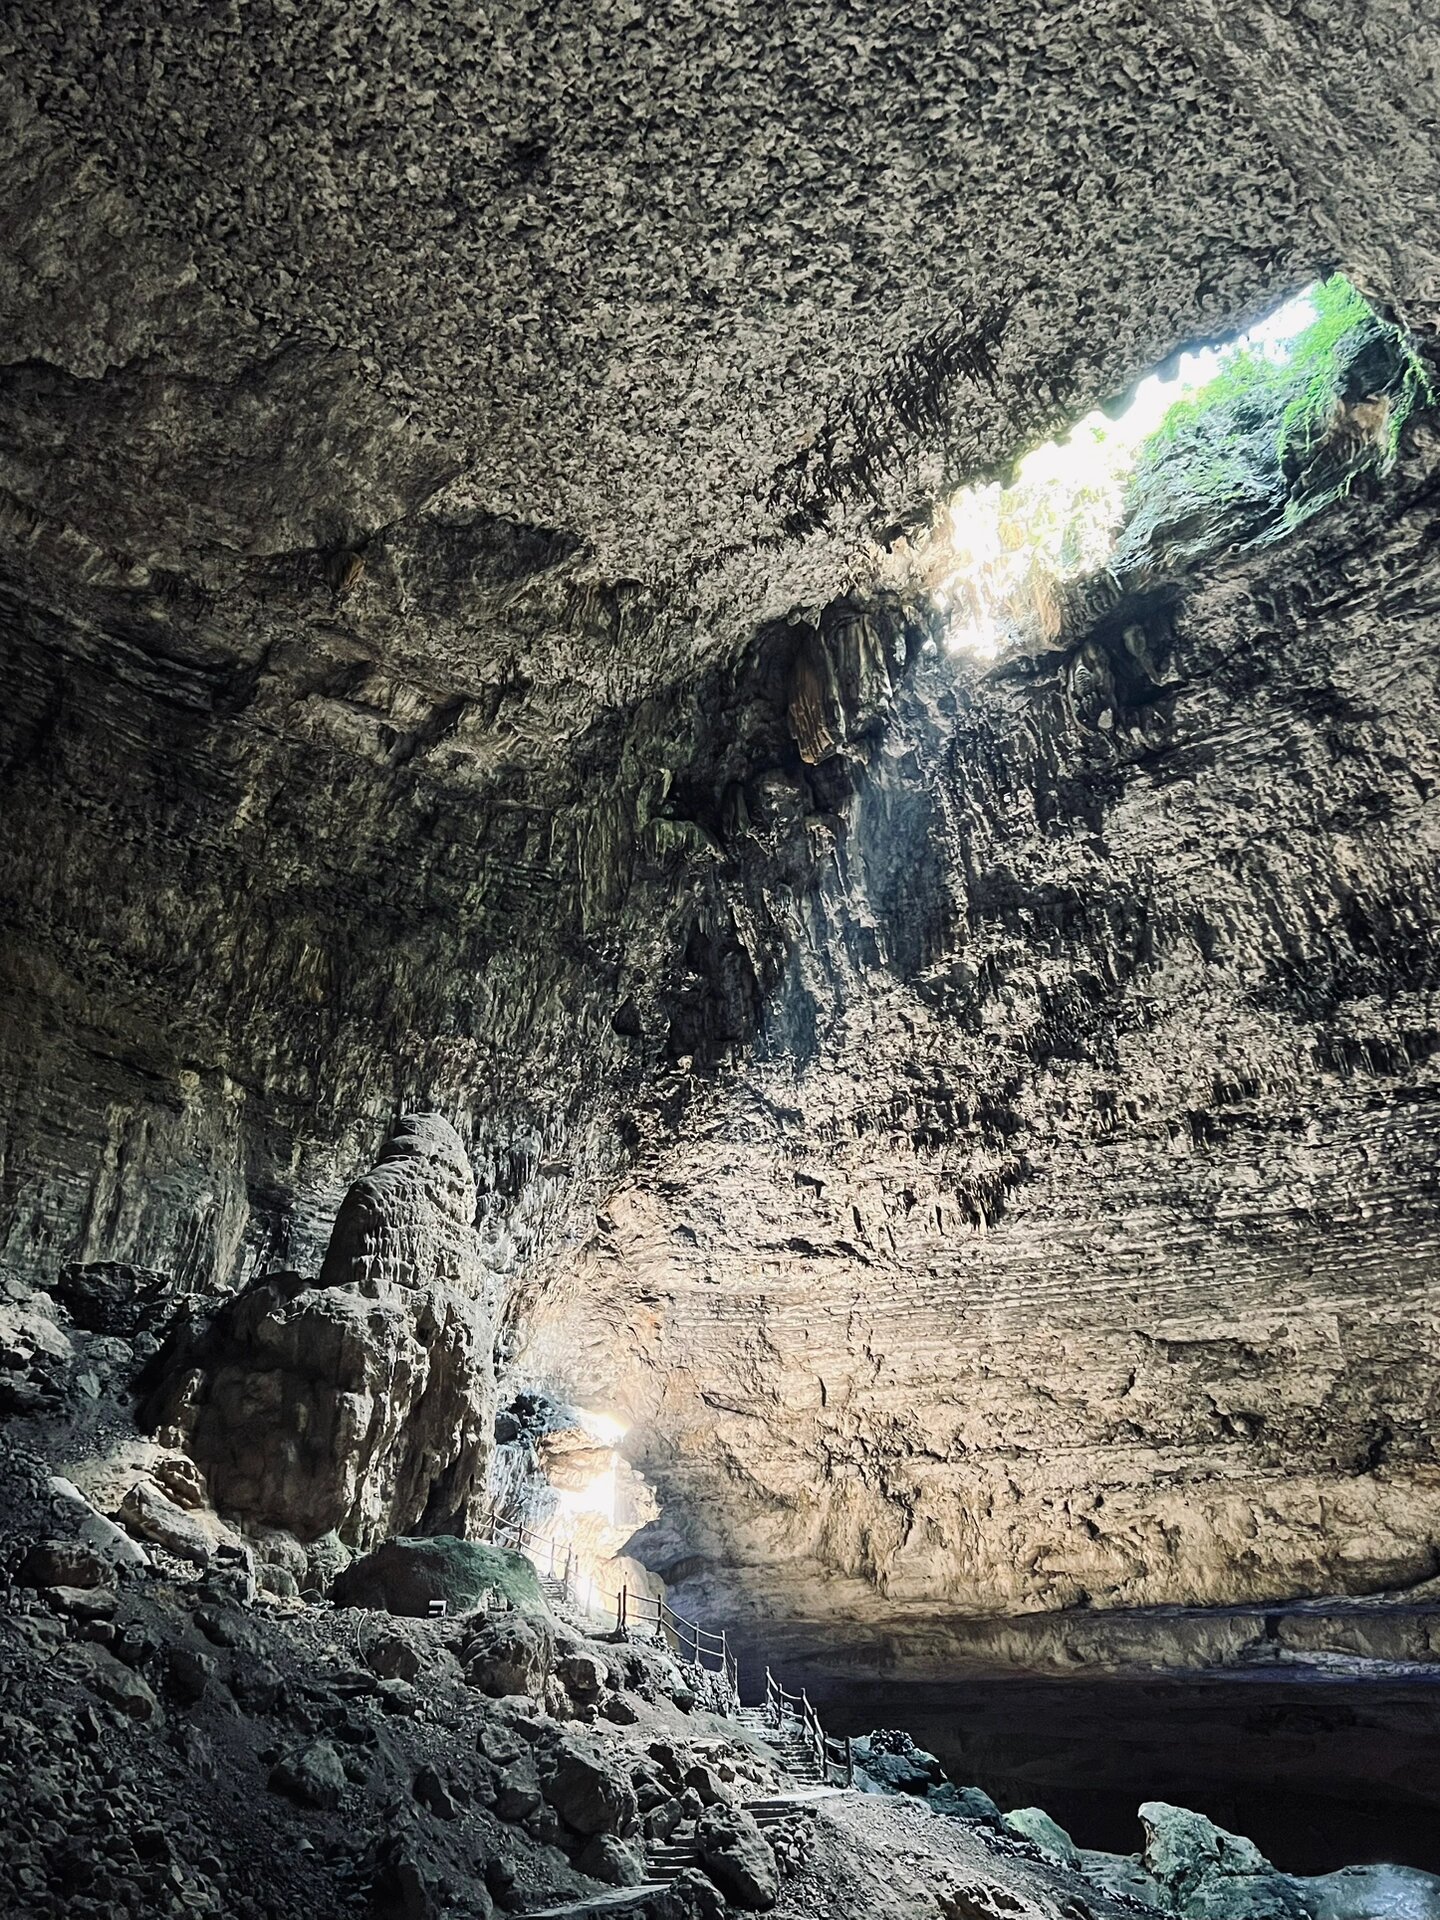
[1132, 274, 1432, 491]
[332, 1535, 549, 1617]
[938, 275, 1435, 659]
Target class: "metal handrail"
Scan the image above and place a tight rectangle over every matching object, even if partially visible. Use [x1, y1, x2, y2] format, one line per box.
[483, 1512, 738, 1705]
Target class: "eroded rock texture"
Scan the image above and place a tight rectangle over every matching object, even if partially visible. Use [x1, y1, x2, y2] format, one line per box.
[531, 425, 1440, 1655]
[150, 1114, 496, 1548]
[1, 0, 1440, 1667]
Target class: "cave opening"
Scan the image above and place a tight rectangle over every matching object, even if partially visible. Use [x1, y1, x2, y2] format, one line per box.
[931, 274, 1433, 662]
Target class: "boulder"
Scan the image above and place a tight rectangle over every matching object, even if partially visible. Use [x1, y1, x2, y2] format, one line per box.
[145, 1115, 496, 1551]
[1080, 1850, 1173, 1908]
[576, 1835, 645, 1886]
[459, 1614, 555, 1698]
[557, 1648, 610, 1697]
[1291, 1864, 1440, 1920]
[332, 1536, 542, 1618]
[65, 1643, 159, 1720]
[929, 1784, 1001, 1823]
[118, 1481, 232, 1567]
[47, 1476, 150, 1572]
[854, 1729, 944, 1795]
[51, 1261, 175, 1336]
[1003, 1806, 1080, 1865]
[494, 1765, 543, 1823]
[360, 1619, 426, 1681]
[696, 1807, 778, 1910]
[18, 1538, 114, 1590]
[48, 1584, 117, 1619]
[684, 1761, 728, 1806]
[268, 1739, 348, 1810]
[1141, 1803, 1306, 1920]
[413, 1766, 460, 1820]
[166, 1644, 217, 1705]
[540, 1735, 639, 1835]
[655, 1871, 726, 1920]
[151, 1453, 209, 1509]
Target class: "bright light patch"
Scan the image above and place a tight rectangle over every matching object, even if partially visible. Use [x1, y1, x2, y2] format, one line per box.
[938, 286, 1320, 659]
[578, 1409, 628, 1447]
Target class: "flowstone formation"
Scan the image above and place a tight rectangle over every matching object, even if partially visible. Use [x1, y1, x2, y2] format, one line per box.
[148, 1113, 496, 1551]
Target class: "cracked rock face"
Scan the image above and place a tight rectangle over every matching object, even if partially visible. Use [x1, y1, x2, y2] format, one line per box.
[528, 428, 1440, 1655]
[2, 0, 1440, 1670]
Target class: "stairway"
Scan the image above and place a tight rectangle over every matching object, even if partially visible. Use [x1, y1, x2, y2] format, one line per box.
[538, 1572, 611, 1637]
[643, 1797, 816, 1885]
[731, 1706, 826, 1784]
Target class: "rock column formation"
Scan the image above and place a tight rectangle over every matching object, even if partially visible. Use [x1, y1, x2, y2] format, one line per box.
[149, 1113, 495, 1550]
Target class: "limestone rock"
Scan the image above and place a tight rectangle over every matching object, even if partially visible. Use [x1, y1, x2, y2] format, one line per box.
[147, 1115, 495, 1550]
[334, 1537, 542, 1621]
[1003, 1807, 1080, 1866]
[413, 1765, 460, 1820]
[319, 1114, 482, 1297]
[695, 1806, 779, 1910]
[576, 1834, 645, 1886]
[930, 1786, 1001, 1824]
[494, 1765, 543, 1824]
[359, 1620, 426, 1683]
[18, 1538, 113, 1590]
[556, 1649, 611, 1699]
[46, 1478, 150, 1574]
[118, 1481, 236, 1568]
[1141, 1803, 1306, 1920]
[1291, 1864, 1440, 1920]
[1079, 1851, 1172, 1908]
[268, 1739, 348, 1811]
[855, 1730, 944, 1795]
[539, 1735, 638, 1836]
[165, 1645, 217, 1706]
[65, 1643, 159, 1721]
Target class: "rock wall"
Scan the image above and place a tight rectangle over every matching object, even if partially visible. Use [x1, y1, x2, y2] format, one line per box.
[528, 423, 1440, 1646]
[3, 0, 1440, 1654]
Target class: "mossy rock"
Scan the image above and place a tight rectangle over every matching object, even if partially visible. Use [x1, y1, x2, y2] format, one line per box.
[330, 1536, 547, 1617]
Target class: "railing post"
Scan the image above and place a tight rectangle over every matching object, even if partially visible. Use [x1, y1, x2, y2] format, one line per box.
[618, 1584, 628, 1634]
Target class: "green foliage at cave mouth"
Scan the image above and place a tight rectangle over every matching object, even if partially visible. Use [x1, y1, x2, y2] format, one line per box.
[1127, 274, 1433, 529]
[936, 273, 1435, 662]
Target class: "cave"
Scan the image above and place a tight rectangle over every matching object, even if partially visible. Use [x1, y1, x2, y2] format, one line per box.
[2, 8, 1439, 1920]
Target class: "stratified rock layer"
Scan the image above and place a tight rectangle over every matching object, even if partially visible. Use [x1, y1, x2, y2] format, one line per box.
[532, 424, 1440, 1649]
[2, 0, 1440, 1662]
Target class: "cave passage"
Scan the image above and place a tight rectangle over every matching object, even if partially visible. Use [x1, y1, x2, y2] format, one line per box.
[817, 1668, 1440, 1876]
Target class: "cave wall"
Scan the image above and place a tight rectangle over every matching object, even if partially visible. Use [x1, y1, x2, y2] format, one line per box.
[530, 428, 1440, 1644]
[3, 0, 1440, 1647]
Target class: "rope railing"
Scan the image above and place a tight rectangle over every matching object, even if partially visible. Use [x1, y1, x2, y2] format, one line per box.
[764, 1666, 854, 1788]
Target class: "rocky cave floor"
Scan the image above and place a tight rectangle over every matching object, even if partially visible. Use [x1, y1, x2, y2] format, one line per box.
[0, 1431, 1155, 1920]
[4, 1265, 1440, 1920]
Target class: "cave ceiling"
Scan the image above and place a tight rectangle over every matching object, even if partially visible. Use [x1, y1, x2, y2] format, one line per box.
[2, 2, 1440, 1651]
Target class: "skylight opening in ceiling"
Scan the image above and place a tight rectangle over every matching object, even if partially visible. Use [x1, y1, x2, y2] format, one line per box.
[934, 276, 1433, 662]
